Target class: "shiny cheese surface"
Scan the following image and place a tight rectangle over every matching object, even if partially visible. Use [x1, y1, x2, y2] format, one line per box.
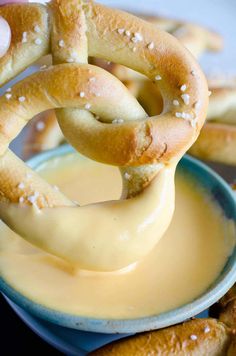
[0, 154, 234, 318]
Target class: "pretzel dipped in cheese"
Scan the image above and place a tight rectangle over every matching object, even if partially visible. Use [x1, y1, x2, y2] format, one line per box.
[0, 0, 208, 271]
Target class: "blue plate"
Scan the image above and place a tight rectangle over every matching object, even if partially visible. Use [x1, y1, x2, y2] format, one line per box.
[0, 145, 236, 335]
[5, 296, 209, 355]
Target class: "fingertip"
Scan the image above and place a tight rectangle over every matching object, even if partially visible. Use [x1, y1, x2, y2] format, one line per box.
[0, 1, 28, 4]
[0, 16, 11, 58]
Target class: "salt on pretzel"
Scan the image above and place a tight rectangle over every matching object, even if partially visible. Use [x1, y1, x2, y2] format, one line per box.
[23, 79, 162, 160]
[23, 12, 222, 159]
[91, 13, 222, 82]
[0, 0, 208, 270]
[89, 13, 222, 111]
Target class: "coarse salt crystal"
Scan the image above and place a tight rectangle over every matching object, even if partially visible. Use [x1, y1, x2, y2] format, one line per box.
[28, 191, 40, 204]
[35, 38, 42, 45]
[155, 75, 162, 81]
[85, 103, 91, 110]
[18, 96, 26, 102]
[117, 28, 125, 35]
[112, 118, 124, 124]
[58, 39, 65, 47]
[22, 32, 27, 43]
[191, 117, 198, 128]
[5, 93, 12, 100]
[134, 32, 143, 41]
[124, 172, 131, 180]
[190, 335, 197, 341]
[34, 25, 41, 33]
[36, 121, 45, 131]
[180, 84, 187, 92]
[175, 112, 182, 118]
[18, 182, 25, 189]
[194, 101, 200, 109]
[148, 42, 154, 50]
[181, 93, 190, 105]
[173, 99, 179, 106]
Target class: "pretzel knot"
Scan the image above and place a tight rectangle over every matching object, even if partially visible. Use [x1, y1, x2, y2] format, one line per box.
[0, 0, 208, 271]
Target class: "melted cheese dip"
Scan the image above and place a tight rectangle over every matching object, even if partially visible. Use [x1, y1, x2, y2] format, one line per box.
[0, 154, 234, 318]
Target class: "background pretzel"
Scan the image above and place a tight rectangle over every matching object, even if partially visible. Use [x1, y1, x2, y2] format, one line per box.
[0, 0, 208, 270]
[189, 81, 236, 165]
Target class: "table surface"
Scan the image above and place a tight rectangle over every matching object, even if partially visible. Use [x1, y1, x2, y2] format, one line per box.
[0, 294, 62, 355]
[1, 1, 236, 355]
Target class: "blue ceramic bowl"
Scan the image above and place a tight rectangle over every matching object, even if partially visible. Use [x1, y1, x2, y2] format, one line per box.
[0, 145, 236, 334]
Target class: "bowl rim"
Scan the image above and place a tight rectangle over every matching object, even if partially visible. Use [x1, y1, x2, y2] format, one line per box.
[0, 144, 236, 334]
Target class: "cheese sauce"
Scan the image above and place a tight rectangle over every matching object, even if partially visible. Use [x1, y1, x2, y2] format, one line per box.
[0, 154, 234, 318]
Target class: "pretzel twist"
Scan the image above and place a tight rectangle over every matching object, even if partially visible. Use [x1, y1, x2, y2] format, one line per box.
[0, 0, 208, 270]
[23, 14, 221, 161]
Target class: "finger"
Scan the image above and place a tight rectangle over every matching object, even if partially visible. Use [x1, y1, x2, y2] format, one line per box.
[0, 0, 27, 4]
[0, 16, 10, 58]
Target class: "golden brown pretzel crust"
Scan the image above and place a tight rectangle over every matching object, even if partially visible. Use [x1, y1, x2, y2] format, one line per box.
[91, 13, 222, 82]
[189, 123, 236, 165]
[0, 4, 49, 85]
[189, 85, 236, 165]
[90, 319, 231, 355]
[0, 1, 208, 169]
[24, 11, 220, 160]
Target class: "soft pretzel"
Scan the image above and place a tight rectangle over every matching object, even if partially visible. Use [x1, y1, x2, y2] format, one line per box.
[0, 0, 208, 270]
[23, 12, 220, 159]
[189, 85, 236, 165]
[90, 319, 233, 355]
[142, 14, 222, 58]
